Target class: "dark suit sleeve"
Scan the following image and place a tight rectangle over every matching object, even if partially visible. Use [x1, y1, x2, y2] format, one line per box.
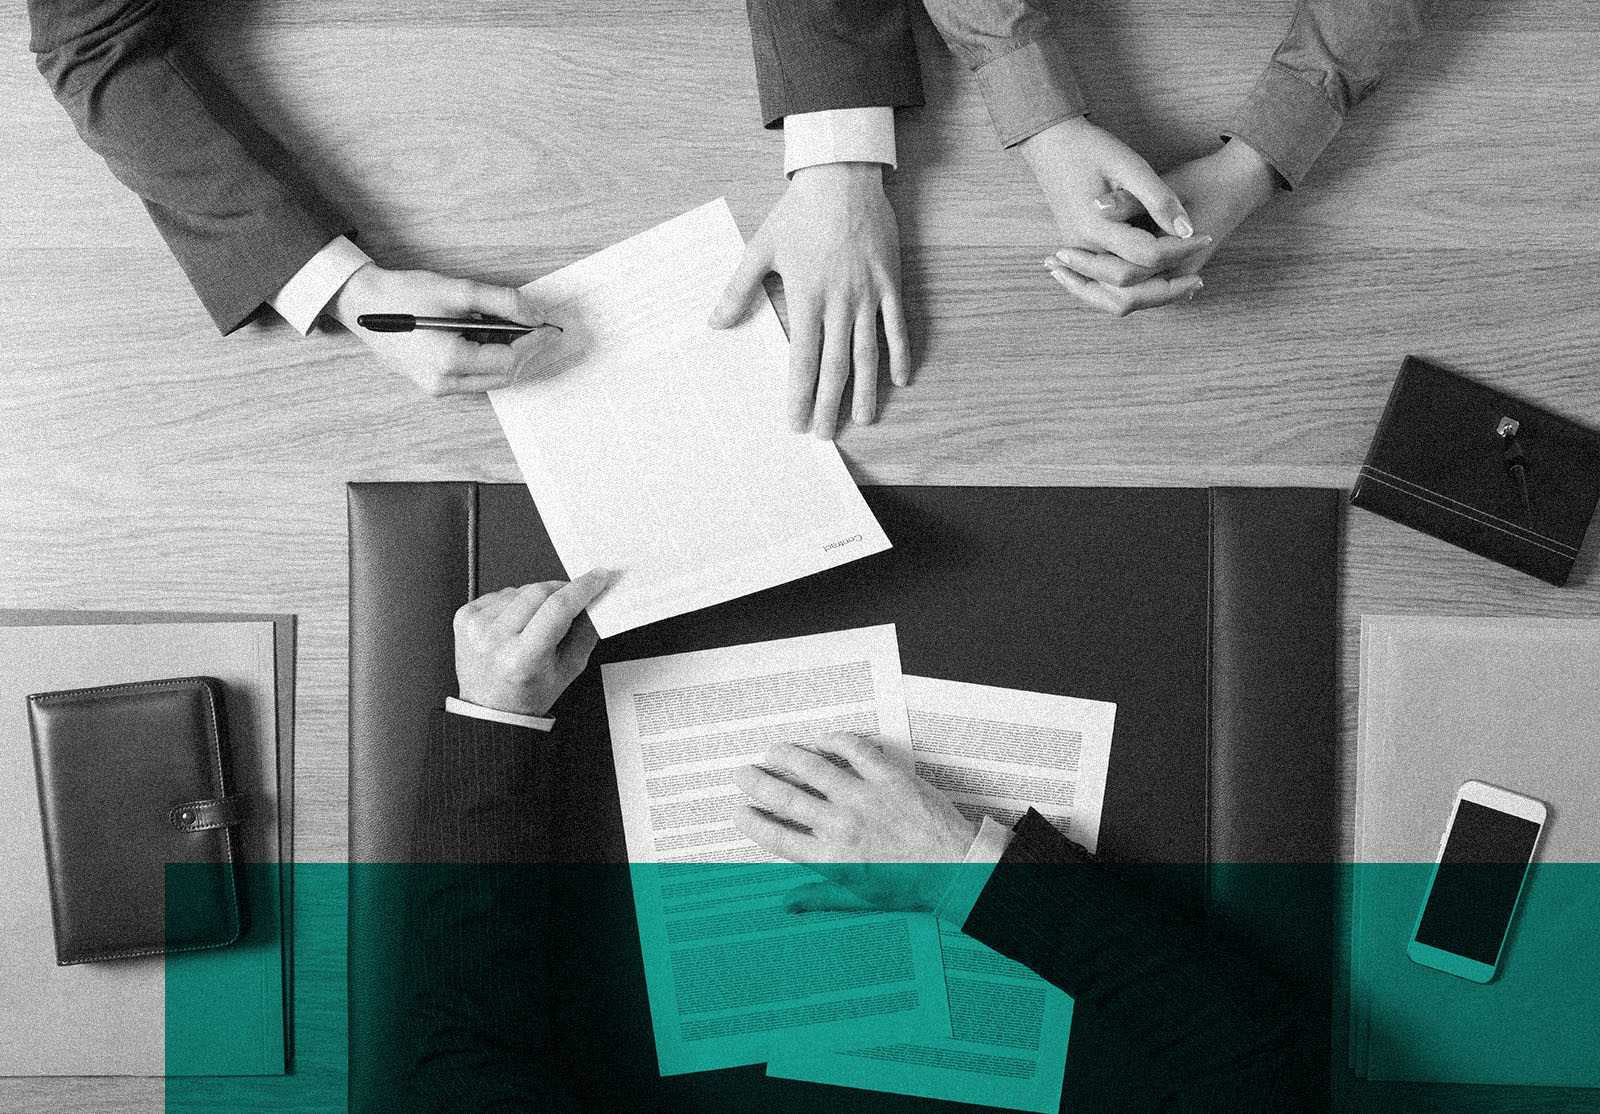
[399, 710, 577, 1114]
[963, 810, 1319, 1112]
[28, 0, 351, 333]
[744, 0, 924, 127]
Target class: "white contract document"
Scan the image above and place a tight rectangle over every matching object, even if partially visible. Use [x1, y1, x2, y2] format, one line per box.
[769, 676, 1117, 1113]
[601, 626, 949, 1075]
[489, 199, 890, 637]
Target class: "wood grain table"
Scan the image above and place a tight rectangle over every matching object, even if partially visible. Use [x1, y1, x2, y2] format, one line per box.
[1, 2, 1596, 1111]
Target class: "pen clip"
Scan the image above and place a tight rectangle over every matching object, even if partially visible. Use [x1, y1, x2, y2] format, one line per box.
[473, 314, 563, 335]
[1496, 416, 1532, 516]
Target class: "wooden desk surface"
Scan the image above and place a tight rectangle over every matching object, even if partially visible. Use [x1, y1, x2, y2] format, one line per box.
[1, 1, 1595, 1110]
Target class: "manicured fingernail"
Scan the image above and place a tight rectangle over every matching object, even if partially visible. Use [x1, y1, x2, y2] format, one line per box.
[1175, 216, 1195, 238]
[1093, 196, 1116, 211]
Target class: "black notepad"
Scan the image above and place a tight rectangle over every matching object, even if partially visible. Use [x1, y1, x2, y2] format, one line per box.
[28, 677, 246, 964]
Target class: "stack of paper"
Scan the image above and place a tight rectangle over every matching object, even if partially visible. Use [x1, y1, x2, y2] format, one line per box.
[602, 626, 1117, 1113]
[490, 200, 890, 637]
[1351, 616, 1600, 1086]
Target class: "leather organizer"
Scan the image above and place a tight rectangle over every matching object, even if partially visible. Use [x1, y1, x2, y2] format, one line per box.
[347, 482, 1341, 1114]
[27, 676, 246, 965]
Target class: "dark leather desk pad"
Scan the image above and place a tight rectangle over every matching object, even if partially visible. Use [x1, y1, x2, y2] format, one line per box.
[348, 482, 1340, 1113]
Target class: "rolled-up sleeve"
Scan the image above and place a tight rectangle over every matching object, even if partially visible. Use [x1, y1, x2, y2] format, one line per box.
[921, 0, 1087, 148]
[1225, 0, 1433, 188]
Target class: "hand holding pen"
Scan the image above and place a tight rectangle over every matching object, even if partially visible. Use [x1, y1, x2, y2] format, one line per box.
[357, 313, 562, 345]
[327, 263, 562, 397]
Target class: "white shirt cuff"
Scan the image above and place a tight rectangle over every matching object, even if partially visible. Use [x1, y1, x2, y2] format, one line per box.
[268, 235, 373, 335]
[782, 107, 897, 177]
[445, 696, 554, 732]
[931, 816, 1015, 928]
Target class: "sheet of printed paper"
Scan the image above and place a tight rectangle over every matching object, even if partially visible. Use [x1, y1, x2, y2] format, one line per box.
[489, 199, 890, 637]
[601, 625, 949, 1076]
[768, 675, 1117, 1113]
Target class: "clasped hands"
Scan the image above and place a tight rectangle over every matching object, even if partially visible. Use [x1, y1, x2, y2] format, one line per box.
[1025, 117, 1280, 317]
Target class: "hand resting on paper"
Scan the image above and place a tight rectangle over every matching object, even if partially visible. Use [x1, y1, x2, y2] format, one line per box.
[453, 569, 611, 717]
[709, 162, 911, 439]
[329, 263, 561, 397]
[731, 731, 978, 913]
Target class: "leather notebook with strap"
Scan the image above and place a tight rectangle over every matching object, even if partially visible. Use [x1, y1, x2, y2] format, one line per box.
[1350, 356, 1600, 586]
[27, 676, 247, 965]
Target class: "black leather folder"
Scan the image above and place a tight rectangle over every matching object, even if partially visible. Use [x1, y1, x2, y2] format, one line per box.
[1350, 356, 1600, 586]
[346, 482, 1340, 1114]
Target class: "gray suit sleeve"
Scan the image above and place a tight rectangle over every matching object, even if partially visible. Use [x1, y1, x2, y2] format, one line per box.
[744, 0, 925, 127]
[28, 0, 351, 332]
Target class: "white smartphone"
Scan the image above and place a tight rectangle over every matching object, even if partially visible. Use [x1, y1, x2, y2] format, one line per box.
[1407, 780, 1547, 983]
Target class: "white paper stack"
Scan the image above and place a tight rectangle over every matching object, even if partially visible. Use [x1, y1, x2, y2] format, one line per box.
[602, 625, 1118, 1112]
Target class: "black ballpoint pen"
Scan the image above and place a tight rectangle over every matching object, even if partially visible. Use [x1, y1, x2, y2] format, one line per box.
[356, 313, 562, 338]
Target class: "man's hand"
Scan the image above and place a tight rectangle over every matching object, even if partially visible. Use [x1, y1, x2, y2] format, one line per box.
[709, 163, 910, 439]
[1020, 116, 1209, 316]
[731, 732, 979, 913]
[453, 569, 610, 717]
[329, 263, 560, 397]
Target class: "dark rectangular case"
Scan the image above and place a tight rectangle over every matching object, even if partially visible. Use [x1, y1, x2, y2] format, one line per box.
[1350, 356, 1600, 585]
[27, 676, 246, 965]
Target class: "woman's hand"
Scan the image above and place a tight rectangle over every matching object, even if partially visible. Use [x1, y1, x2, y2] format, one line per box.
[1074, 138, 1280, 284]
[1021, 116, 1210, 316]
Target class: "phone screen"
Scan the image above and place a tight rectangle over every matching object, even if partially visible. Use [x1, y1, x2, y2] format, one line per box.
[1415, 799, 1541, 965]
